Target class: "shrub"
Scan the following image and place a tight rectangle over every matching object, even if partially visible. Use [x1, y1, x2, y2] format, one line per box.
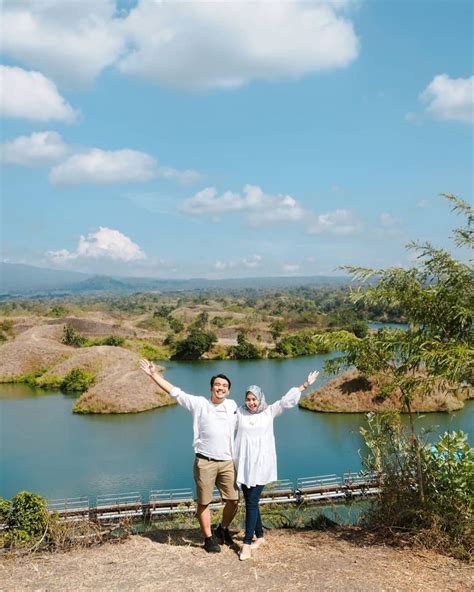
[100, 335, 125, 346]
[229, 332, 263, 360]
[5, 492, 50, 548]
[360, 412, 473, 559]
[172, 328, 217, 360]
[168, 317, 184, 333]
[62, 324, 87, 347]
[140, 342, 161, 360]
[61, 368, 95, 393]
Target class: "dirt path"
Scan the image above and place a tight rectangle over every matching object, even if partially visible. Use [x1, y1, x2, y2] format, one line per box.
[1, 528, 471, 591]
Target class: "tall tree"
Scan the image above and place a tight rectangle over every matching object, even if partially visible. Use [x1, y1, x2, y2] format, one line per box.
[316, 195, 473, 498]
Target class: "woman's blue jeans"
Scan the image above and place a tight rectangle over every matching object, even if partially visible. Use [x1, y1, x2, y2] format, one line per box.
[241, 484, 265, 545]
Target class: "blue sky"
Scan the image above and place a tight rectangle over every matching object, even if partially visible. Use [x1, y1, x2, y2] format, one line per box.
[1, 0, 472, 279]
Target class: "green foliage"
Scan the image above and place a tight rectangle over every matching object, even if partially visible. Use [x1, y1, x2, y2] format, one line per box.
[0, 318, 14, 342]
[172, 328, 217, 360]
[274, 331, 331, 358]
[62, 324, 87, 347]
[99, 335, 125, 346]
[270, 319, 285, 341]
[360, 413, 473, 559]
[48, 305, 69, 318]
[153, 305, 175, 318]
[229, 332, 263, 359]
[168, 316, 184, 333]
[139, 341, 161, 359]
[5, 491, 50, 548]
[0, 497, 12, 523]
[321, 195, 473, 410]
[61, 368, 95, 393]
[191, 312, 209, 330]
[211, 316, 225, 328]
[348, 320, 368, 338]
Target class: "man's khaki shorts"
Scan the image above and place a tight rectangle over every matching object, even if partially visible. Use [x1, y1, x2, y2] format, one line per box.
[193, 456, 239, 506]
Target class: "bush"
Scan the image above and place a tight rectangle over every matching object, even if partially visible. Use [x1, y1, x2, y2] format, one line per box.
[139, 342, 161, 359]
[61, 368, 95, 393]
[360, 412, 473, 559]
[168, 317, 184, 334]
[62, 324, 87, 347]
[275, 331, 330, 357]
[172, 328, 217, 360]
[100, 335, 125, 346]
[229, 332, 263, 359]
[5, 492, 50, 548]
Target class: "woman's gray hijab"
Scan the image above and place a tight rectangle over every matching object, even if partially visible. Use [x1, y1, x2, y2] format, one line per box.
[243, 384, 268, 413]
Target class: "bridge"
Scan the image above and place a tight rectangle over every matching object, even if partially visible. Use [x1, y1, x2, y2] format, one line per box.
[45, 471, 379, 524]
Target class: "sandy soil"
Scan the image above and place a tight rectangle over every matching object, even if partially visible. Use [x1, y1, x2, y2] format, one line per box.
[0, 528, 471, 592]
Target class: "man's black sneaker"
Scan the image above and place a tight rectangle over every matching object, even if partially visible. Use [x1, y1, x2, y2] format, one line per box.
[214, 524, 234, 546]
[204, 536, 221, 553]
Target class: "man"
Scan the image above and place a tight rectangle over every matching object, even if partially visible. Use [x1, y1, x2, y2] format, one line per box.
[140, 359, 239, 553]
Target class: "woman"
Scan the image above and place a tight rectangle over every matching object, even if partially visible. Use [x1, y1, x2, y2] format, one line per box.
[235, 370, 319, 560]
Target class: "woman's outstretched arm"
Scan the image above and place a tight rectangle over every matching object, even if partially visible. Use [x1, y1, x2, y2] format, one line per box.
[270, 370, 319, 417]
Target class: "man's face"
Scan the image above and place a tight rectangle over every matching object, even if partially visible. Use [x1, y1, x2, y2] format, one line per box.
[210, 378, 230, 404]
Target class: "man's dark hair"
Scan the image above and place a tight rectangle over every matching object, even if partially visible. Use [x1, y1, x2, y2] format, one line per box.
[210, 374, 231, 389]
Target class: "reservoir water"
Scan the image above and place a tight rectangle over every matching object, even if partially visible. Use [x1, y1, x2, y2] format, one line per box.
[1, 354, 472, 501]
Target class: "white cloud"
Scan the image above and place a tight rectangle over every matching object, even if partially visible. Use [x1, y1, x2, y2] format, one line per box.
[48, 227, 146, 262]
[282, 263, 300, 273]
[213, 254, 262, 271]
[156, 165, 202, 185]
[120, 0, 359, 90]
[49, 148, 157, 185]
[1, 0, 124, 87]
[0, 65, 77, 122]
[1, 1, 359, 91]
[0, 131, 68, 166]
[181, 184, 305, 225]
[379, 212, 400, 227]
[420, 74, 474, 124]
[242, 254, 262, 269]
[307, 208, 360, 235]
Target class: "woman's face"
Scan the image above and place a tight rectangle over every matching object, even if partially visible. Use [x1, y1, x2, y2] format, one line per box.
[245, 392, 259, 413]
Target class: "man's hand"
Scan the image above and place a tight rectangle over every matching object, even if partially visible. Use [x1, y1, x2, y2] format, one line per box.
[140, 359, 156, 376]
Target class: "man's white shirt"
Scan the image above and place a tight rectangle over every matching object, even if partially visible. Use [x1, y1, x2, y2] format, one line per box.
[170, 387, 237, 460]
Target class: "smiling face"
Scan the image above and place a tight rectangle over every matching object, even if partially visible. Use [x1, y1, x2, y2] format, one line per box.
[210, 377, 230, 404]
[245, 391, 259, 413]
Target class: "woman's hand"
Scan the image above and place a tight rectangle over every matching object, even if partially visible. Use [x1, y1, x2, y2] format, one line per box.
[306, 370, 319, 386]
[300, 370, 319, 391]
[140, 359, 156, 376]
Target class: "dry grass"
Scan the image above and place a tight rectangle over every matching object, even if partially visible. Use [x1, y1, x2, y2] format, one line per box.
[300, 370, 474, 413]
[1, 527, 472, 591]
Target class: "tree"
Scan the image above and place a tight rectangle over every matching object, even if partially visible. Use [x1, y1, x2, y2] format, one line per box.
[317, 195, 473, 499]
[62, 324, 87, 347]
[172, 328, 217, 360]
[230, 332, 263, 360]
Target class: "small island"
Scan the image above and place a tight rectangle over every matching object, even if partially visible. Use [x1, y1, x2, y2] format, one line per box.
[300, 370, 473, 413]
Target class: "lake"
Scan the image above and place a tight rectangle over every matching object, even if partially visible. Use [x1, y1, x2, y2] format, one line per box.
[1, 354, 472, 501]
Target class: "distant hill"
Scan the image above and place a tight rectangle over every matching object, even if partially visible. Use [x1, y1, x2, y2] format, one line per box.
[0, 262, 349, 297]
[0, 263, 92, 294]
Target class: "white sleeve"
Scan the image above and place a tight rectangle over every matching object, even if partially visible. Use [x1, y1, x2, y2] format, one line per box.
[169, 387, 204, 413]
[269, 387, 302, 418]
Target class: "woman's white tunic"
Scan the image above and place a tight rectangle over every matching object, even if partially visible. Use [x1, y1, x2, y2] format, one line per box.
[234, 387, 301, 487]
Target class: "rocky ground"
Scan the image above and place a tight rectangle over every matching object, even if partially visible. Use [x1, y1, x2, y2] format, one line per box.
[0, 528, 471, 591]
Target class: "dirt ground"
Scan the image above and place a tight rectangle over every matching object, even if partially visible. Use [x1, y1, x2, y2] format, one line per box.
[1, 528, 472, 592]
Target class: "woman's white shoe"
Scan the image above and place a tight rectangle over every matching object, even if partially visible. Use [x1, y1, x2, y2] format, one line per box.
[239, 544, 252, 561]
[250, 537, 265, 550]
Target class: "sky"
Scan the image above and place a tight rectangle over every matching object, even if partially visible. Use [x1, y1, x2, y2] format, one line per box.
[1, 0, 473, 279]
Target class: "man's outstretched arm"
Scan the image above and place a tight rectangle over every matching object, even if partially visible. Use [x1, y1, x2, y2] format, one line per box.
[140, 359, 175, 394]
